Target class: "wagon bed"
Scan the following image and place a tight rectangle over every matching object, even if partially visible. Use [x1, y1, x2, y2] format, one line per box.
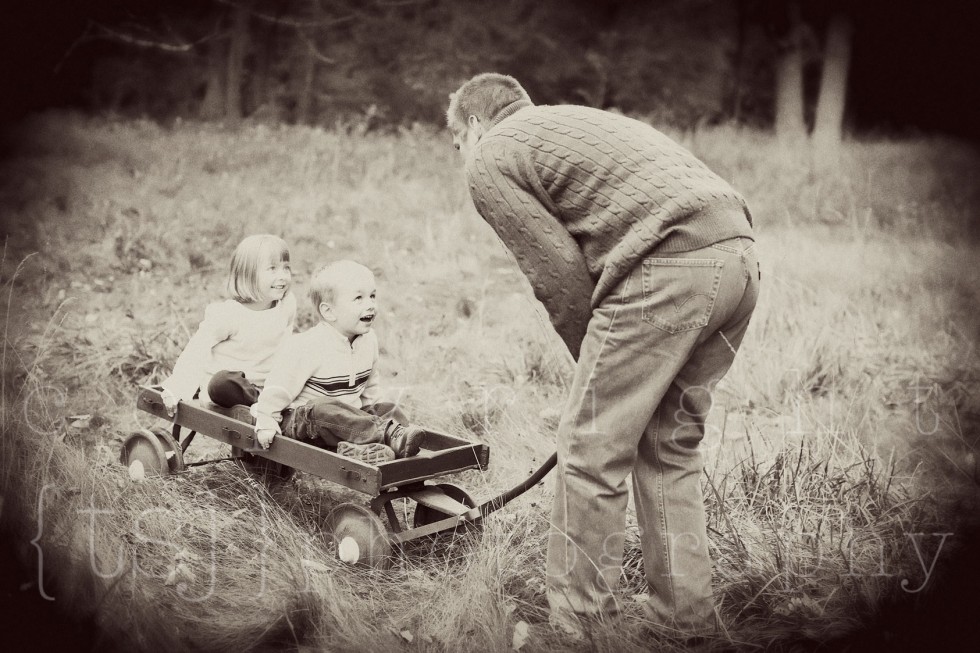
[134, 386, 489, 495]
[121, 386, 553, 567]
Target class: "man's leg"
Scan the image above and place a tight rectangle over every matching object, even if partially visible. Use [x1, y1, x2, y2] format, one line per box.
[633, 238, 759, 631]
[547, 238, 758, 624]
[547, 272, 704, 618]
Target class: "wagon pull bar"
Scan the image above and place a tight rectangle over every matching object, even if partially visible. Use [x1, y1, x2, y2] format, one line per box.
[477, 451, 557, 518]
[389, 507, 483, 544]
[390, 451, 556, 544]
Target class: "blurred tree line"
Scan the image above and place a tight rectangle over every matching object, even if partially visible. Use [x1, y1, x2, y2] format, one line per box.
[65, 0, 855, 138]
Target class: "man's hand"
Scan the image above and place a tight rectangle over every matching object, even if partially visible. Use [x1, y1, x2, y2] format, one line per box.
[255, 428, 276, 450]
[160, 388, 180, 417]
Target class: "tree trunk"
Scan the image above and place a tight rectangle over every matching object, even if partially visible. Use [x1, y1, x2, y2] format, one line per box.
[774, 0, 806, 140]
[293, 0, 321, 125]
[251, 5, 283, 118]
[730, 0, 748, 122]
[225, 3, 251, 123]
[813, 12, 854, 160]
[251, 22, 268, 113]
[295, 40, 317, 124]
[200, 38, 226, 120]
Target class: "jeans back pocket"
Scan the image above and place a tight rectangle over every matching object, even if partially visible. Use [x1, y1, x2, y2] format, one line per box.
[640, 258, 724, 334]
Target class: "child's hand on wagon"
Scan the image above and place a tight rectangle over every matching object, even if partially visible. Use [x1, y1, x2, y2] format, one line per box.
[256, 427, 276, 450]
[160, 388, 180, 417]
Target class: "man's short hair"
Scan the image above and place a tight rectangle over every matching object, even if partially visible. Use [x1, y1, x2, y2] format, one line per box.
[447, 73, 530, 133]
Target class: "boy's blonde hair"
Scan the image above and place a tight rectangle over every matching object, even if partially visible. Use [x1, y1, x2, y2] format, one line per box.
[227, 234, 290, 303]
[308, 260, 371, 315]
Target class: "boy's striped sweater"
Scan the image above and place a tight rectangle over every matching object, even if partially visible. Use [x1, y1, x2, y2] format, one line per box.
[253, 323, 380, 433]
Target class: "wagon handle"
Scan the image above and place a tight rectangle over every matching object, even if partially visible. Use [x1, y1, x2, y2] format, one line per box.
[477, 451, 557, 518]
[471, 293, 569, 517]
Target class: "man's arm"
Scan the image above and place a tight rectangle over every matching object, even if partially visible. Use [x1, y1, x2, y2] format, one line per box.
[466, 139, 593, 360]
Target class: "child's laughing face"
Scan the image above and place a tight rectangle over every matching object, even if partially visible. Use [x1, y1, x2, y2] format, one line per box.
[254, 255, 291, 308]
[326, 266, 377, 340]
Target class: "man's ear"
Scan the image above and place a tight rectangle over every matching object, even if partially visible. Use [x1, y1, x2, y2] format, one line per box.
[318, 302, 335, 322]
[467, 114, 483, 135]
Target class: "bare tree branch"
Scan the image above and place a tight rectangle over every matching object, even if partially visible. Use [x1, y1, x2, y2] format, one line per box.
[92, 21, 195, 51]
[214, 0, 355, 29]
[297, 31, 338, 65]
[374, 0, 427, 7]
[90, 20, 224, 53]
[53, 23, 95, 75]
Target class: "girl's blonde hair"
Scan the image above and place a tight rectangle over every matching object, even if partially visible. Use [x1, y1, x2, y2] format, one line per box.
[227, 234, 290, 303]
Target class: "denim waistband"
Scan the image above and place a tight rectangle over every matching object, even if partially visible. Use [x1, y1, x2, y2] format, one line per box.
[709, 236, 755, 255]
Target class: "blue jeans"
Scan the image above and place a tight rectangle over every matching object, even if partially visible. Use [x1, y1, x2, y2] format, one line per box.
[281, 398, 409, 448]
[547, 236, 759, 631]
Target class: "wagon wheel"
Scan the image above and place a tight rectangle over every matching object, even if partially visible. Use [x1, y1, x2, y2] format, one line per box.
[412, 482, 482, 535]
[326, 503, 393, 569]
[231, 446, 295, 485]
[149, 426, 186, 473]
[120, 430, 171, 477]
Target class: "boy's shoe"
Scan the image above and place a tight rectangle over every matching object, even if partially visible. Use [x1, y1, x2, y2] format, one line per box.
[384, 424, 426, 459]
[336, 441, 395, 465]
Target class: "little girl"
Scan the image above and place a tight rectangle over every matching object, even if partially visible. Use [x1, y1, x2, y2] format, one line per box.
[160, 234, 296, 414]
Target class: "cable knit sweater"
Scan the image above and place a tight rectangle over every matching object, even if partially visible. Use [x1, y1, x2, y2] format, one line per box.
[465, 101, 754, 359]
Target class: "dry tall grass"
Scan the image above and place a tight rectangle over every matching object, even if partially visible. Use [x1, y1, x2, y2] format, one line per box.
[1, 112, 979, 651]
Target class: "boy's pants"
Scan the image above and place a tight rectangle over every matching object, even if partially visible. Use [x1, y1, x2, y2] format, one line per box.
[547, 236, 759, 632]
[206, 372, 408, 449]
[281, 398, 409, 448]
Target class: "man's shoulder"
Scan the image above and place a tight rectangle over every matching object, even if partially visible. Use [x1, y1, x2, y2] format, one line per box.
[481, 104, 655, 153]
[495, 104, 620, 128]
[473, 104, 622, 159]
[484, 104, 551, 138]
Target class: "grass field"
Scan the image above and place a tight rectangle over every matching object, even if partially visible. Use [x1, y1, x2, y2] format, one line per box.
[1, 112, 979, 651]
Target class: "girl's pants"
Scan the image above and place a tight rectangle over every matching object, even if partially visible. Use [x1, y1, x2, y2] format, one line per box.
[207, 370, 260, 408]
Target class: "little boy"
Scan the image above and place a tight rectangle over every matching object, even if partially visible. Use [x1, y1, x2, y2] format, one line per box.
[253, 260, 425, 463]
